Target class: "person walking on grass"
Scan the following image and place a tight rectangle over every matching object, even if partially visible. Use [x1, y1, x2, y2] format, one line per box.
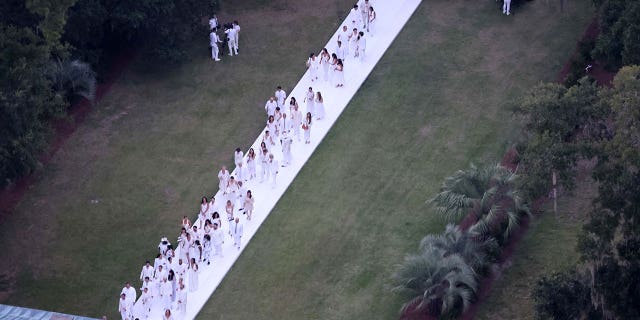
[210, 29, 222, 61]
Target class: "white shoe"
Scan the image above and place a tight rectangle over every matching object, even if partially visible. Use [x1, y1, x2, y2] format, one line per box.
[215, 58, 221, 61]
[507, 12, 510, 15]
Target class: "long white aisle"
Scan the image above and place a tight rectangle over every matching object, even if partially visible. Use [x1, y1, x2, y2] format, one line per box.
[133, 0, 422, 319]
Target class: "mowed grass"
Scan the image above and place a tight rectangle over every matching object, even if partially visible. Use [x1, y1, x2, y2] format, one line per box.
[476, 171, 597, 320]
[0, 0, 354, 318]
[200, 1, 593, 319]
[0, 0, 593, 319]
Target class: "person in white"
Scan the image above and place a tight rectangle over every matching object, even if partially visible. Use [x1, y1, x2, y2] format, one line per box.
[307, 53, 319, 82]
[360, 0, 370, 30]
[118, 293, 131, 320]
[268, 153, 279, 188]
[368, 6, 377, 35]
[233, 20, 241, 52]
[176, 283, 187, 317]
[278, 112, 290, 138]
[350, 28, 359, 58]
[211, 222, 224, 257]
[225, 25, 238, 56]
[189, 258, 199, 291]
[230, 217, 243, 249]
[349, 5, 361, 30]
[336, 40, 346, 61]
[335, 59, 345, 88]
[358, 31, 366, 62]
[246, 148, 257, 180]
[209, 29, 222, 61]
[153, 265, 167, 294]
[320, 48, 331, 81]
[303, 112, 312, 144]
[217, 166, 230, 192]
[234, 147, 244, 168]
[304, 86, 315, 118]
[290, 102, 302, 142]
[275, 86, 287, 109]
[138, 287, 152, 319]
[315, 91, 325, 120]
[281, 130, 293, 167]
[158, 236, 170, 256]
[503, 0, 511, 15]
[120, 282, 137, 306]
[202, 234, 212, 265]
[175, 258, 187, 279]
[160, 277, 173, 311]
[208, 15, 218, 30]
[139, 261, 154, 283]
[259, 147, 270, 182]
[265, 97, 278, 118]
[339, 25, 350, 58]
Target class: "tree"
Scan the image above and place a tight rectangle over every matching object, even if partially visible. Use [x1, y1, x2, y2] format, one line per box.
[392, 246, 478, 319]
[429, 164, 530, 240]
[592, 0, 640, 70]
[513, 77, 605, 199]
[419, 224, 497, 274]
[532, 269, 600, 320]
[0, 25, 65, 184]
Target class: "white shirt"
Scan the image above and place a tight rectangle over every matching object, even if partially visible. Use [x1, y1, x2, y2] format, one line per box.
[275, 89, 287, 107]
[335, 44, 346, 60]
[121, 286, 137, 304]
[265, 100, 277, 116]
[209, 18, 218, 30]
[140, 265, 154, 281]
[359, 36, 366, 51]
[225, 28, 237, 41]
[218, 169, 229, 187]
[209, 32, 219, 46]
[211, 228, 224, 245]
[234, 150, 244, 165]
[230, 221, 243, 237]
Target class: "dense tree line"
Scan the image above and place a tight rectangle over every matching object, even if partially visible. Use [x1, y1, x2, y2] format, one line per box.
[1, 0, 218, 186]
[529, 66, 640, 320]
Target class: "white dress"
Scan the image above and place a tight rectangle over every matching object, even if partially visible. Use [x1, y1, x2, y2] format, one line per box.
[316, 98, 325, 120]
[303, 119, 311, 142]
[189, 264, 199, 292]
[307, 57, 318, 81]
[321, 54, 330, 81]
[305, 91, 315, 117]
[335, 65, 345, 86]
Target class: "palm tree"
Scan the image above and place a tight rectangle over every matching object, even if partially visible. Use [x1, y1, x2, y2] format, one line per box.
[392, 247, 478, 319]
[47, 59, 97, 102]
[419, 224, 497, 274]
[429, 164, 530, 239]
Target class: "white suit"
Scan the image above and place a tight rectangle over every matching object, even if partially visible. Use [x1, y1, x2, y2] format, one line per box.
[230, 220, 243, 249]
[275, 89, 287, 108]
[211, 228, 224, 256]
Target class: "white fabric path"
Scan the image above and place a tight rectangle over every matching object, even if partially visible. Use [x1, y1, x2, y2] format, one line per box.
[132, 0, 422, 319]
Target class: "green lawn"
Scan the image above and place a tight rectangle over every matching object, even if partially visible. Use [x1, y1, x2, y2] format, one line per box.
[476, 172, 597, 320]
[200, 1, 593, 319]
[0, 0, 593, 319]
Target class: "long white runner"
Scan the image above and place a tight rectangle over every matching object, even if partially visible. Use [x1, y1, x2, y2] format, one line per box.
[131, 0, 422, 318]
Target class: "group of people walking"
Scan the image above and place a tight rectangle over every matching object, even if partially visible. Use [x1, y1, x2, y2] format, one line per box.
[119, 1, 381, 319]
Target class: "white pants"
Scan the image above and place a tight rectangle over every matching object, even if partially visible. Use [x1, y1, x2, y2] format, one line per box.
[503, 0, 511, 14]
[361, 12, 368, 29]
[211, 44, 219, 60]
[213, 244, 223, 257]
[261, 162, 269, 181]
[233, 235, 241, 248]
[228, 39, 237, 55]
[271, 171, 277, 188]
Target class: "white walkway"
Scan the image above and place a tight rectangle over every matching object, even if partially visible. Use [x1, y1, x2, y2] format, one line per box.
[132, 0, 422, 319]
